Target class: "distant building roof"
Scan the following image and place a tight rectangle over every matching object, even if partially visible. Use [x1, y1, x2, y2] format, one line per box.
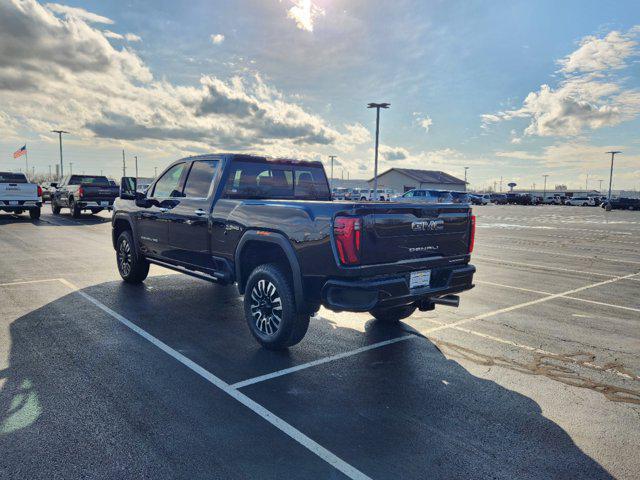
[369, 168, 466, 185]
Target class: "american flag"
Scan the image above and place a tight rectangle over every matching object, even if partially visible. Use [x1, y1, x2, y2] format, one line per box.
[13, 145, 27, 159]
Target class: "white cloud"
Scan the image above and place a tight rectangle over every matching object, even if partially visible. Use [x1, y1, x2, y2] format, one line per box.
[0, 0, 366, 160]
[286, 0, 324, 32]
[558, 30, 638, 73]
[124, 33, 141, 42]
[45, 2, 113, 24]
[483, 26, 640, 138]
[496, 142, 637, 168]
[103, 31, 141, 42]
[210, 33, 225, 45]
[419, 116, 433, 132]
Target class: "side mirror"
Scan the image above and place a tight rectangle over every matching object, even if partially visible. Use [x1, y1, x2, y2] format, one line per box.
[120, 176, 138, 200]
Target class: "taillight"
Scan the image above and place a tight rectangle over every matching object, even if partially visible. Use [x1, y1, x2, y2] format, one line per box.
[469, 214, 476, 253]
[78, 186, 84, 198]
[37, 185, 42, 197]
[334, 216, 361, 265]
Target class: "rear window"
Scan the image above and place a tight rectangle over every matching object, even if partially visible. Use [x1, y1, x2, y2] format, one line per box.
[0, 172, 28, 183]
[223, 161, 330, 200]
[68, 175, 110, 186]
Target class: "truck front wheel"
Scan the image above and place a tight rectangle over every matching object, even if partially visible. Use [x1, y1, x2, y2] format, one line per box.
[244, 263, 310, 350]
[116, 230, 149, 283]
[370, 304, 416, 323]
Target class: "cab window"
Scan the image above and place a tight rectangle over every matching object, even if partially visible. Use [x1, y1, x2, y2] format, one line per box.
[152, 163, 186, 198]
[183, 160, 219, 198]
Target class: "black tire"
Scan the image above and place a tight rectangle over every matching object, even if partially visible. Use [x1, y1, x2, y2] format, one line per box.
[29, 207, 41, 220]
[370, 304, 417, 323]
[70, 198, 81, 218]
[244, 263, 310, 350]
[116, 230, 149, 283]
[51, 200, 61, 215]
[90, 208, 104, 214]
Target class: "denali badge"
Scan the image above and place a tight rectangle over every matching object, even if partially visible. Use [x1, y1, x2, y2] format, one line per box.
[411, 219, 444, 231]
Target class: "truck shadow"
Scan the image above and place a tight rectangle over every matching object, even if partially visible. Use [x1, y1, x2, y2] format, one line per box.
[0, 276, 615, 479]
[0, 212, 111, 226]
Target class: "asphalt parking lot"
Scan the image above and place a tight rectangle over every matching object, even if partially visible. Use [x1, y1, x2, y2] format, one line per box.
[0, 204, 638, 479]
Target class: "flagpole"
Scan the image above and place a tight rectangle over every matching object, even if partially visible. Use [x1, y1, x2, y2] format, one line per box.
[25, 143, 29, 181]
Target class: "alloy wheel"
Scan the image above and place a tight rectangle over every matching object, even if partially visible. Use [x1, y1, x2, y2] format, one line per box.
[118, 238, 132, 276]
[250, 279, 283, 336]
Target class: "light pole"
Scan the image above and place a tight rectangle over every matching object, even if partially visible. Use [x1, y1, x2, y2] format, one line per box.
[367, 102, 390, 201]
[51, 130, 69, 179]
[542, 174, 549, 201]
[585, 172, 589, 191]
[606, 151, 621, 201]
[69, 162, 73, 175]
[154, 166, 158, 177]
[134, 155, 139, 179]
[464, 167, 469, 188]
[328, 155, 337, 189]
[598, 179, 603, 192]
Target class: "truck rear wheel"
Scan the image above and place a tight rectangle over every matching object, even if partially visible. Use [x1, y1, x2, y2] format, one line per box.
[244, 263, 310, 350]
[29, 207, 41, 220]
[116, 230, 149, 283]
[370, 304, 416, 323]
[70, 198, 81, 218]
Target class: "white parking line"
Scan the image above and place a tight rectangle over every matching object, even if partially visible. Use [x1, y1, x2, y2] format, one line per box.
[57, 278, 371, 480]
[425, 272, 640, 334]
[475, 280, 640, 313]
[444, 325, 640, 381]
[474, 256, 624, 278]
[232, 336, 413, 389]
[475, 243, 640, 266]
[0, 277, 63, 288]
[232, 272, 639, 389]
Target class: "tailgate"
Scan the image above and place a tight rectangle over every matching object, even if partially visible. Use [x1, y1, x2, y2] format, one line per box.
[82, 185, 118, 200]
[358, 204, 471, 265]
[0, 183, 38, 201]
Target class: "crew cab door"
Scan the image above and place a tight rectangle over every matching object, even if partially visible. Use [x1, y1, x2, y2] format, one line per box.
[136, 162, 187, 257]
[165, 159, 220, 270]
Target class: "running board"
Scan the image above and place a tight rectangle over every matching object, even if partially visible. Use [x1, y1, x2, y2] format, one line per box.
[147, 257, 229, 284]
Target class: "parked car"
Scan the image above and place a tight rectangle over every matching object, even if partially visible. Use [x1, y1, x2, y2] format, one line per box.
[542, 195, 561, 205]
[490, 193, 508, 205]
[393, 189, 455, 203]
[565, 196, 595, 206]
[506, 193, 533, 205]
[0, 172, 42, 219]
[357, 188, 395, 201]
[51, 174, 119, 218]
[602, 197, 640, 210]
[40, 182, 58, 202]
[112, 154, 476, 349]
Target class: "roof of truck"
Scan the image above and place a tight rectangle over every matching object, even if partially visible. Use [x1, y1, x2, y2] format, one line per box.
[179, 153, 323, 167]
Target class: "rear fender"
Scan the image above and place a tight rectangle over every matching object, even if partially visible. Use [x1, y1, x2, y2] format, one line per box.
[235, 231, 304, 309]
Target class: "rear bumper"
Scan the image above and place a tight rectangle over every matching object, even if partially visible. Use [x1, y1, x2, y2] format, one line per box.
[321, 264, 475, 312]
[77, 200, 114, 209]
[0, 200, 41, 211]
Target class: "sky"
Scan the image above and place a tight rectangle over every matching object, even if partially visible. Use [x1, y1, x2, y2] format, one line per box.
[1, 0, 639, 191]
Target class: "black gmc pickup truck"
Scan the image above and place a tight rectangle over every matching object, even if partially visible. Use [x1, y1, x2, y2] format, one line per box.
[51, 174, 119, 218]
[113, 154, 476, 349]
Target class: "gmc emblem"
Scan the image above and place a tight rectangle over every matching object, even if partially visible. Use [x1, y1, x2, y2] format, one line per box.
[411, 219, 444, 231]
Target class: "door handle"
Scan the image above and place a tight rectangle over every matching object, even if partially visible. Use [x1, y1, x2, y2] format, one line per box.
[159, 207, 169, 213]
[194, 209, 206, 216]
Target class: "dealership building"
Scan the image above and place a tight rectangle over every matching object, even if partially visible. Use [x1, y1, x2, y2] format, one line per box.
[367, 168, 467, 193]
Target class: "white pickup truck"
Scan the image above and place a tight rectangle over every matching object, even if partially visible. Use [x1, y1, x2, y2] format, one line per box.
[0, 172, 42, 219]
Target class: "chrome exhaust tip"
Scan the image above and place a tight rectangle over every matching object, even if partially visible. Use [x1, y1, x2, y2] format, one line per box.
[431, 294, 460, 308]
